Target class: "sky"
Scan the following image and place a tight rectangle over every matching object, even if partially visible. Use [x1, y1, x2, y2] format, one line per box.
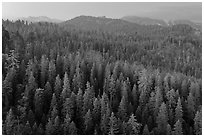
[2, 2, 202, 22]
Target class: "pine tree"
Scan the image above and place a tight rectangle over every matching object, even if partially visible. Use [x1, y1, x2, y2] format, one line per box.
[166, 89, 176, 108]
[54, 74, 62, 100]
[50, 93, 57, 112]
[75, 88, 84, 131]
[44, 82, 52, 114]
[40, 55, 48, 87]
[154, 86, 163, 118]
[25, 71, 37, 109]
[62, 98, 74, 119]
[32, 122, 38, 135]
[101, 92, 109, 118]
[84, 109, 94, 134]
[187, 92, 195, 120]
[56, 54, 63, 77]
[181, 79, 188, 98]
[83, 82, 94, 115]
[173, 120, 183, 135]
[166, 124, 172, 135]
[118, 96, 127, 121]
[34, 88, 44, 121]
[194, 110, 202, 135]
[109, 75, 117, 111]
[53, 116, 61, 134]
[27, 109, 35, 127]
[22, 121, 32, 135]
[48, 60, 56, 87]
[164, 73, 171, 92]
[63, 113, 71, 134]
[69, 121, 77, 135]
[101, 104, 110, 135]
[138, 69, 150, 107]
[72, 61, 83, 93]
[60, 72, 71, 103]
[156, 102, 168, 134]
[127, 114, 141, 135]
[109, 112, 119, 135]
[143, 124, 150, 135]
[37, 124, 44, 135]
[93, 97, 101, 125]
[121, 80, 129, 102]
[45, 118, 53, 135]
[5, 109, 15, 135]
[51, 106, 58, 122]
[132, 84, 139, 111]
[175, 97, 183, 123]
[148, 92, 155, 114]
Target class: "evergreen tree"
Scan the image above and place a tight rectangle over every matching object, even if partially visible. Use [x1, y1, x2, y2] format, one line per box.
[22, 121, 32, 135]
[53, 116, 61, 134]
[69, 121, 77, 135]
[44, 82, 52, 114]
[156, 102, 168, 134]
[45, 118, 53, 135]
[84, 109, 94, 134]
[166, 124, 172, 135]
[34, 88, 44, 121]
[72, 61, 83, 93]
[63, 113, 71, 134]
[194, 110, 202, 135]
[101, 104, 110, 134]
[60, 72, 71, 103]
[25, 71, 37, 110]
[143, 124, 150, 135]
[154, 86, 163, 118]
[48, 60, 56, 87]
[175, 97, 183, 123]
[5, 109, 15, 135]
[118, 96, 127, 121]
[187, 92, 195, 120]
[83, 82, 94, 115]
[132, 84, 139, 111]
[93, 97, 101, 125]
[37, 124, 44, 135]
[62, 98, 74, 119]
[166, 89, 176, 108]
[40, 55, 48, 87]
[75, 88, 84, 132]
[50, 93, 57, 112]
[127, 114, 141, 135]
[54, 74, 62, 100]
[109, 112, 119, 135]
[173, 120, 183, 135]
[27, 109, 35, 127]
[101, 92, 109, 118]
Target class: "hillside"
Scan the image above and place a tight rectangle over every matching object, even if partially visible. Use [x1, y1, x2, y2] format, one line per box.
[121, 16, 167, 26]
[10, 16, 63, 23]
[2, 15, 202, 135]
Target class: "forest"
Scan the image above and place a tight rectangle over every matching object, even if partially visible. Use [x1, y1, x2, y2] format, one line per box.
[2, 17, 202, 135]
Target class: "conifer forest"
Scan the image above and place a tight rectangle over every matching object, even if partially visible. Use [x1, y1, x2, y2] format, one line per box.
[2, 15, 202, 135]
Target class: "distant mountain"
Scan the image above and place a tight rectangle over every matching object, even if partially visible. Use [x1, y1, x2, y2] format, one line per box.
[168, 20, 201, 30]
[60, 15, 200, 41]
[121, 16, 168, 26]
[61, 15, 143, 34]
[16, 16, 63, 23]
[121, 16, 202, 30]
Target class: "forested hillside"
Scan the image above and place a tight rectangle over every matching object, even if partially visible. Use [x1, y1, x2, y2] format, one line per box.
[2, 17, 202, 135]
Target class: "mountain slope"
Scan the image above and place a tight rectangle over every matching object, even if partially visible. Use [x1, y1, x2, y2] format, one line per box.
[17, 16, 63, 23]
[61, 15, 143, 34]
[121, 16, 168, 26]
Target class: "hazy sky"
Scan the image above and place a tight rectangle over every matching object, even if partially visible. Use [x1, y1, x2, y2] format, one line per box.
[2, 2, 202, 22]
